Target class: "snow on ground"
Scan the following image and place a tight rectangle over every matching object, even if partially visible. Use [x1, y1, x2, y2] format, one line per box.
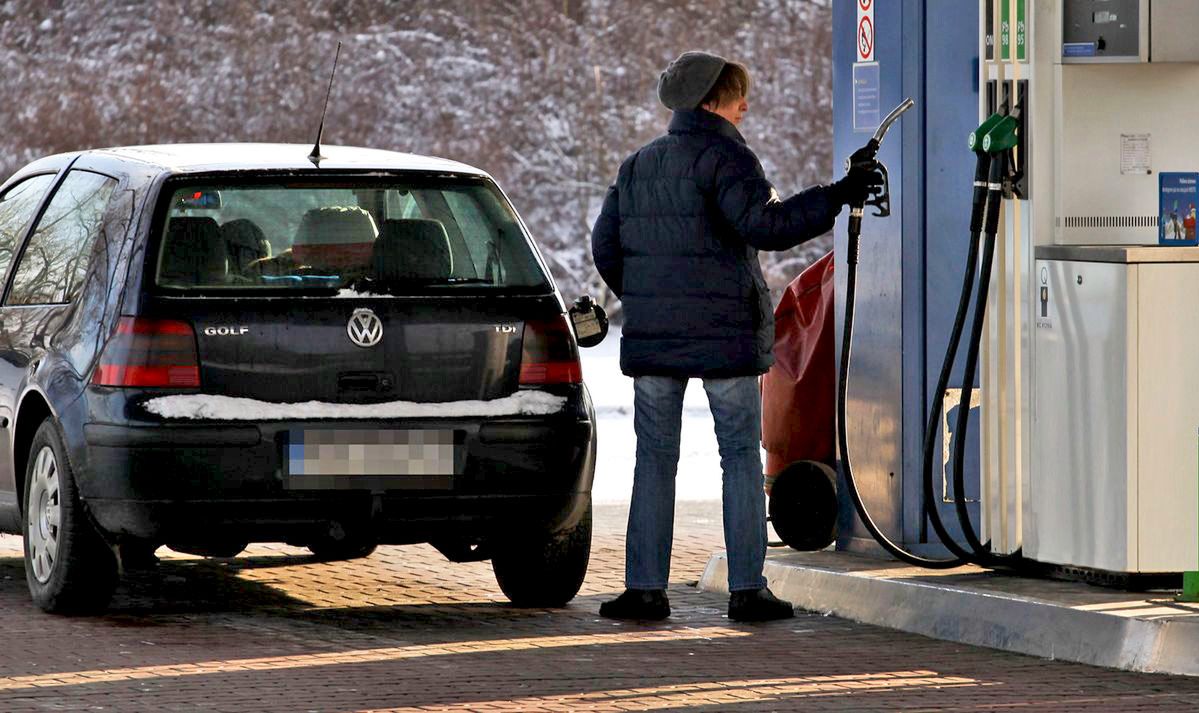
[581, 326, 760, 505]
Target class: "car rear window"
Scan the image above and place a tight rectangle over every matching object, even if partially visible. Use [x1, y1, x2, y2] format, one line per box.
[153, 176, 550, 294]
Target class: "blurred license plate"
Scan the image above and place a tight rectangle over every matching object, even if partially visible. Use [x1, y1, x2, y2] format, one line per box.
[285, 429, 460, 490]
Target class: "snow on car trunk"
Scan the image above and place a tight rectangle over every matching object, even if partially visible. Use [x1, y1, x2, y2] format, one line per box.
[143, 390, 566, 420]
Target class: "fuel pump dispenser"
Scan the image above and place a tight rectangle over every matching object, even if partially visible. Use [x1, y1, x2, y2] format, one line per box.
[836, 100, 1024, 569]
[982, 0, 1199, 579]
[821, 0, 1199, 582]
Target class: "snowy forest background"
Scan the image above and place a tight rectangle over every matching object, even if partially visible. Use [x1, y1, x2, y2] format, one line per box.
[0, 0, 833, 317]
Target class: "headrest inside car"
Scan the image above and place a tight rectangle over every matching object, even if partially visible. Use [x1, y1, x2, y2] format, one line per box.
[160, 216, 226, 285]
[292, 207, 379, 270]
[374, 219, 453, 282]
[220, 218, 270, 273]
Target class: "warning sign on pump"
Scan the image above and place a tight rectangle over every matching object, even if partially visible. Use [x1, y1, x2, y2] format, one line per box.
[1121, 133, 1151, 175]
[857, 0, 874, 63]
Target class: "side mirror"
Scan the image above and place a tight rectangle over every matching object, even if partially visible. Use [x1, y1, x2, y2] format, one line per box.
[569, 295, 608, 348]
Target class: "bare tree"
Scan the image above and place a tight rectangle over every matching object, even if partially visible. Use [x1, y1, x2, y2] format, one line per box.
[0, 0, 833, 314]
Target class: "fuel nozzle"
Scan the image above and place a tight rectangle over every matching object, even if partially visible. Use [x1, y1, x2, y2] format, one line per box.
[983, 102, 1023, 188]
[968, 113, 1005, 154]
[980, 113, 1020, 234]
[844, 98, 914, 219]
[966, 113, 1004, 232]
[981, 115, 1018, 155]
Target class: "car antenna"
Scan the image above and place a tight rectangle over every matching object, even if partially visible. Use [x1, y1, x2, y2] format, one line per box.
[307, 41, 342, 167]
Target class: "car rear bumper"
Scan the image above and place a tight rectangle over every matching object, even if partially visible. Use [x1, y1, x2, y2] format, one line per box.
[72, 387, 595, 543]
[84, 492, 591, 544]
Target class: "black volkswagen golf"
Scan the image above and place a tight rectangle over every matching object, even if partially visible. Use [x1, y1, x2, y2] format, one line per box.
[0, 143, 602, 613]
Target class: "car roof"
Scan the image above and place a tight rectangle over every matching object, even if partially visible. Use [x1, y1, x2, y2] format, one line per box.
[84, 143, 489, 177]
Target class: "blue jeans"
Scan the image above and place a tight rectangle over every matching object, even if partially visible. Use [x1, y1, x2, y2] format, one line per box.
[625, 375, 768, 592]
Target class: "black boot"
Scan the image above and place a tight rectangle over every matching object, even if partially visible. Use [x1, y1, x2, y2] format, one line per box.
[599, 589, 670, 620]
[728, 587, 794, 622]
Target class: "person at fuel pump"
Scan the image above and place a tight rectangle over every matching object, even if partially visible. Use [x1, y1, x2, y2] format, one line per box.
[591, 51, 882, 621]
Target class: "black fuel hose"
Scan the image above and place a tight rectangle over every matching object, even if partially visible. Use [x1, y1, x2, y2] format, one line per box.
[838, 206, 965, 568]
[917, 153, 994, 563]
[948, 225, 998, 559]
[839, 152, 1005, 568]
[950, 151, 1023, 565]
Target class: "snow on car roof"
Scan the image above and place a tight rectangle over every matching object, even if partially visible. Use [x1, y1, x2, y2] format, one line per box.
[90, 143, 489, 176]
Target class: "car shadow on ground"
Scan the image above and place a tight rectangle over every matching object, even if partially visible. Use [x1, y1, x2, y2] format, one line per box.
[0, 552, 630, 627]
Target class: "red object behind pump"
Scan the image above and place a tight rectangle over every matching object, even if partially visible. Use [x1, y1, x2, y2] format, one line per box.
[761, 251, 835, 479]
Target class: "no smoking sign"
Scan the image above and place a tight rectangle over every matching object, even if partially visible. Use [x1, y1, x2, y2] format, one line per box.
[858, 16, 874, 61]
[857, 0, 875, 63]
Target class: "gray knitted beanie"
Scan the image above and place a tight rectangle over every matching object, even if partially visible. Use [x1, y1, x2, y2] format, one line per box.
[657, 51, 727, 111]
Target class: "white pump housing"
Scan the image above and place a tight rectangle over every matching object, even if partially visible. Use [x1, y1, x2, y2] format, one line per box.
[980, 0, 1199, 573]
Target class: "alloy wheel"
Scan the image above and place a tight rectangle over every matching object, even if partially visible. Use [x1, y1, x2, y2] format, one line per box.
[26, 446, 61, 584]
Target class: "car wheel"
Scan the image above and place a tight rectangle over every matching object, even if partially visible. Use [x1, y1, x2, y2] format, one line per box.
[23, 419, 117, 614]
[492, 503, 591, 607]
[768, 460, 838, 552]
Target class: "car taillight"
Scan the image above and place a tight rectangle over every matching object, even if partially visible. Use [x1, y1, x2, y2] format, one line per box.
[519, 315, 582, 385]
[92, 317, 201, 388]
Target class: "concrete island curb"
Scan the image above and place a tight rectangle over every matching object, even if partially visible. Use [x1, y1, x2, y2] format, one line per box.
[700, 551, 1199, 678]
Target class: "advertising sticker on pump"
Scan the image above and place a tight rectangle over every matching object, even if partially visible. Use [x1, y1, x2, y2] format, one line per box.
[1159, 173, 1199, 246]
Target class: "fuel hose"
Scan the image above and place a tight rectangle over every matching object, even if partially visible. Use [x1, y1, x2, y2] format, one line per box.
[835, 103, 1019, 568]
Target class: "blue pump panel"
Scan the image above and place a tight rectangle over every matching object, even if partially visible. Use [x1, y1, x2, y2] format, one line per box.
[832, 0, 981, 555]
[832, 0, 907, 551]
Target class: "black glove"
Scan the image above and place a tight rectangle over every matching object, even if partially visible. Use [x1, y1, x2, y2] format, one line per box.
[833, 160, 885, 207]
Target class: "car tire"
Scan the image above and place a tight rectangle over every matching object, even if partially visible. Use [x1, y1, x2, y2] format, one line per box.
[23, 419, 118, 614]
[492, 503, 591, 607]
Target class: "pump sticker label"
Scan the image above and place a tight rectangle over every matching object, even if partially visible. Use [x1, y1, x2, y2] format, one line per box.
[852, 61, 881, 133]
[1036, 265, 1052, 330]
[1000, 0, 1010, 60]
[1015, 0, 1026, 62]
[1063, 42, 1096, 58]
[984, 0, 994, 60]
[1159, 173, 1199, 246]
[1121, 133, 1151, 176]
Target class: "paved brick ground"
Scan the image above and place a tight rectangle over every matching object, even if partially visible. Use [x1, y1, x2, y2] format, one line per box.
[0, 503, 1195, 712]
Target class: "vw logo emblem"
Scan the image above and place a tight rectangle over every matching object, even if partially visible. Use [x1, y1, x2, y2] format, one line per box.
[347, 308, 383, 348]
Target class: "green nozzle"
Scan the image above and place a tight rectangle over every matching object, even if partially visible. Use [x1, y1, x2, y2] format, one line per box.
[981, 115, 1019, 153]
[968, 113, 1005, 152]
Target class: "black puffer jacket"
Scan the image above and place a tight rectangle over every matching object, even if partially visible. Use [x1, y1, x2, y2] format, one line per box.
[591, 109, 842, 377]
